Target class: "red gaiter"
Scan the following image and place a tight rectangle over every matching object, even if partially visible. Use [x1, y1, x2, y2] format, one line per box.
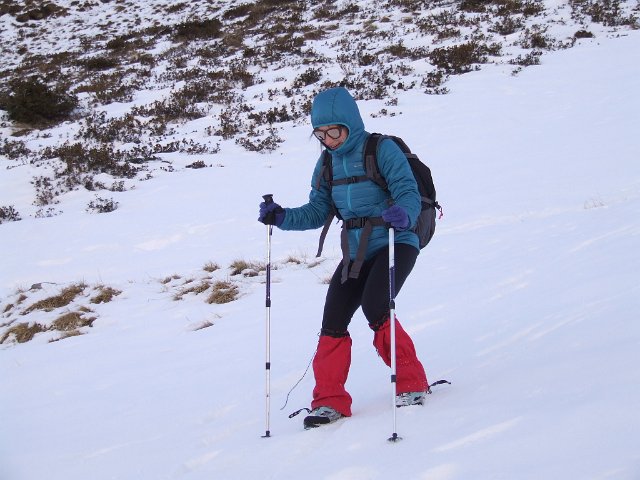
[373, 317, 428, 393]
[311, 335, 353, 417]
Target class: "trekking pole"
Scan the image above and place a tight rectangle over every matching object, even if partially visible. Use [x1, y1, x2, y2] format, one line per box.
[262, 194, 274, 438]
[387, 227, 402, 443]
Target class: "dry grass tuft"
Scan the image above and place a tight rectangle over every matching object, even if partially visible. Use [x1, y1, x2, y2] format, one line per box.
[203, 261, 220, 273]
[1, 322, 48, 344]
[229, 259, 265, 276]
[22, 283, 86, 314]
[173, 280, 212, 301]
[207, 280, 239, 304]
[90, 285, 122, 304]
[1, 308, 96, 344]
[51, 311, 96, 331]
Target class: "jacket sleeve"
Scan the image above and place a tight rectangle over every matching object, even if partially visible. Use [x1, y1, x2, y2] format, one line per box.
[279, 154, 333, 231]
[376, 139, 421, 228]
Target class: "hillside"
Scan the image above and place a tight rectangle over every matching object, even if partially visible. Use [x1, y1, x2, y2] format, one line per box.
[1, 0, 638, 220]
[1, 1, 640, 479]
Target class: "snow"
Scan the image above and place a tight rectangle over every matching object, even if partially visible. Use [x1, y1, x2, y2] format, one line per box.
[2, 24, 640, 480]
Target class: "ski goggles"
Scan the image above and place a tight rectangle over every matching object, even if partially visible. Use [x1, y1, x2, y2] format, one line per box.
[313, 126, 345, 142]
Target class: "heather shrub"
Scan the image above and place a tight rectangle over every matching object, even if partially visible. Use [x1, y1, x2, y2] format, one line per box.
[2, 76, 77, 127]
[0, 206, 22, 224]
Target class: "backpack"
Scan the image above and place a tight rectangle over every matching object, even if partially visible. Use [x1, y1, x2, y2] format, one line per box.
[316, 133, 442, 282]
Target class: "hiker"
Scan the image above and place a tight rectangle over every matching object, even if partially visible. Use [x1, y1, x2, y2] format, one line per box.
[258, 87, 428, 429]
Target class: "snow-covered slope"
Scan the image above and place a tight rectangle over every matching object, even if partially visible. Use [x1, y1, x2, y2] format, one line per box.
[1, 1, 640, 479]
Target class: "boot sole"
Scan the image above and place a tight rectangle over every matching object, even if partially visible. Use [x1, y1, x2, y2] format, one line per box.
[303, 414, 343, 429]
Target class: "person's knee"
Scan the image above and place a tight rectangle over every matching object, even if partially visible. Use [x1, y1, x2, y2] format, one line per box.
[363, 305, 388, 331]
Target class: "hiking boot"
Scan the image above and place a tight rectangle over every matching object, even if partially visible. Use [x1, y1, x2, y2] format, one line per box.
[396, 391, 426, 407]
[303, 406, 343, 429]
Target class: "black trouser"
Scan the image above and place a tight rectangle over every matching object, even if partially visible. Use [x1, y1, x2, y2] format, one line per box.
[321, 243, 419, 336]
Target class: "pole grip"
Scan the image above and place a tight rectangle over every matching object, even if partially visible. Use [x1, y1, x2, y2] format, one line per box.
[263, 194, 274, 205]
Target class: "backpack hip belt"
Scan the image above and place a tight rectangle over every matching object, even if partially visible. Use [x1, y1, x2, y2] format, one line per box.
[344, 216, 386, 230]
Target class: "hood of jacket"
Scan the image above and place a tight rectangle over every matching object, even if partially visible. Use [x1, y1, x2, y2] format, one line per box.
[310, 87, 365, 155]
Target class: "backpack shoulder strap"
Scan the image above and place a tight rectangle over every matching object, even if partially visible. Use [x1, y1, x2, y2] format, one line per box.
[316, 149, 336, 258]
[364, 133, 388, 191]
[315, 150, 333, 191]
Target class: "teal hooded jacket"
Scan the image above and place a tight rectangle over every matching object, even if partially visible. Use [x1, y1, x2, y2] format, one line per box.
[279, 87, 421, 260]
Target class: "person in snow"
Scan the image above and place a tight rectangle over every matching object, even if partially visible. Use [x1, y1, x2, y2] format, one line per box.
[258, 87, 428, 429]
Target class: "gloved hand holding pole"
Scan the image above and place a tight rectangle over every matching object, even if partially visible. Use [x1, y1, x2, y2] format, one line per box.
[259, 195, 285, 227]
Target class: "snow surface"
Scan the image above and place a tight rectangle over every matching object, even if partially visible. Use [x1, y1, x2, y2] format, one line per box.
[2, 28, 640, 480]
